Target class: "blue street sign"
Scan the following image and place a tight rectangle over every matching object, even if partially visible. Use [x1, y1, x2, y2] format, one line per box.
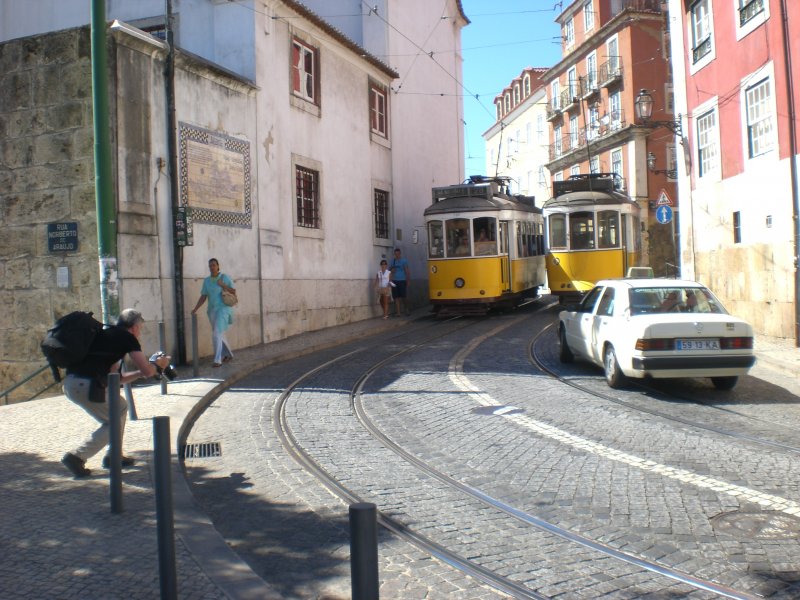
[656, 205, 673, 224]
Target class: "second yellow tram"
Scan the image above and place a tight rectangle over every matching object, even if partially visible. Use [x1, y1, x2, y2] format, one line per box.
[543, 173, 643, 302]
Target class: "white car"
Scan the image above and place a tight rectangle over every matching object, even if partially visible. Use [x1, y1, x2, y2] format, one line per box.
[558, 278, 756, 390]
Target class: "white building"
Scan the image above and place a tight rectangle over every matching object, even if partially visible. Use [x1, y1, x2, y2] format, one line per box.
[482, 68, 551, 203]
[0, 0, 468, 397]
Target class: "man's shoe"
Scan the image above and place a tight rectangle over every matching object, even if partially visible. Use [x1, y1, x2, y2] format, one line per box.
[62, 453, 91, 478]
[102, 455, 136, 469]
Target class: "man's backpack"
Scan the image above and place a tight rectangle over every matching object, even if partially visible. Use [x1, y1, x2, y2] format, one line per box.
[41, 311, 105, 381]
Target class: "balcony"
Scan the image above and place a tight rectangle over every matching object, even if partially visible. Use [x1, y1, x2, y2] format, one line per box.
[546, 100, 563, 122]
[610, 0, 663, 18]
[560, 87, 579, 112]
[580, 75, 599, 100]
[598, 58, 623, 88]
[739, 0, 764, 26]
[692, 37, 711, 64]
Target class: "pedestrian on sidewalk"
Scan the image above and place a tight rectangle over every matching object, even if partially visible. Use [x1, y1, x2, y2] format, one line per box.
[390, 247, 411, 316]
[192, 258, 236, 367]
[375, 259, 394, 319]
[61, 309, 172, 478]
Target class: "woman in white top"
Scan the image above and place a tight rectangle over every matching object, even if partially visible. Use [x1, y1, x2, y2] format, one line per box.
[375, 259, 394, 319]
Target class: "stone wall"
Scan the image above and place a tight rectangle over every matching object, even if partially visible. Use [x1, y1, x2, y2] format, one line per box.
[0, 28, 101, 402]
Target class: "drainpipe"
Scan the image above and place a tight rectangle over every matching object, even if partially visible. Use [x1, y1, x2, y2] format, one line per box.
[165, 0, 187, 363]
[91, 0, 119, 323]
[779, 0, 800, 346]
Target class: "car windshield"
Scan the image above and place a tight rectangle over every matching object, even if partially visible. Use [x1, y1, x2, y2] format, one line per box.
[627, 287, 727, 315]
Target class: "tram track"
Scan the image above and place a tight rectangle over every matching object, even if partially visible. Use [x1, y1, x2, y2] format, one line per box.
[272, 303, 759, 599]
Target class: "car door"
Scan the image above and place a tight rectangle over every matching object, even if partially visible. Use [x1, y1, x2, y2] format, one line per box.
[566, 286, 604, 359]
[589, 286, 616, 365]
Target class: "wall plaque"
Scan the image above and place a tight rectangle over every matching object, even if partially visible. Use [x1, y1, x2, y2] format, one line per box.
[47, 222, 78, 252]
[179, 122, 252, 228]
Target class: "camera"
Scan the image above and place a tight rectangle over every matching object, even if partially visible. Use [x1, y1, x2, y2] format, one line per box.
[149, 351, 178, 381]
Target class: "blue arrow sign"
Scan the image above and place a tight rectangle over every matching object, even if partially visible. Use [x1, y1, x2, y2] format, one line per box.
[656, 205, 673, 224]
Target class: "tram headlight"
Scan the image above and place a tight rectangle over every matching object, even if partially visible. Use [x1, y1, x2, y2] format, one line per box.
[454, 277, 465, 288]
[552, 257, 560, 266]
[431, 265, 438, 274]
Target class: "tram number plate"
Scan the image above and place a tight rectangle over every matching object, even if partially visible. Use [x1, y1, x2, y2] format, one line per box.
[676, 338, 720, 350]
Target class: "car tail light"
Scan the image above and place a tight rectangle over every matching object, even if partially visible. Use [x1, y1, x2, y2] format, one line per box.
[720, 337, 753, 349]
[635, 338, 672, 351]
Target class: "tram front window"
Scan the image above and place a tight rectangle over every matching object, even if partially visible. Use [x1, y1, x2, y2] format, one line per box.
[570, 211, 595, 250]
[428, 221, 444, 258]
[473, 217, 497, 256]
[597, 210, 619, 249]
[446, 218, 471, 257]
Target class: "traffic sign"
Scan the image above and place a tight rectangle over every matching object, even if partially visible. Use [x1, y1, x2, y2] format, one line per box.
[656, 189, 672, 206]
[656, 205, 673, 224]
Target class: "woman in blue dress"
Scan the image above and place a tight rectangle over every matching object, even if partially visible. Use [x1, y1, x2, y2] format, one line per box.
[191, 258, 235, 367]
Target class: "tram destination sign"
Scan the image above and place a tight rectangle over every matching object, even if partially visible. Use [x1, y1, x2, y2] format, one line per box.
[47, 222, 78, 253]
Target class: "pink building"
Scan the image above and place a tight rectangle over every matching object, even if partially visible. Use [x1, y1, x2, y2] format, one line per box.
[667, 0, 799, 340]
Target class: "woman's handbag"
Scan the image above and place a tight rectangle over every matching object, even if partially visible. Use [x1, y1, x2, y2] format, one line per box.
[221, 288, 238, 307]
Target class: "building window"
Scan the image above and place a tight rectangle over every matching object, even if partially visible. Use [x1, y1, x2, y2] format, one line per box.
[696, 109, 718, 177]
[554, 125, 563, 157]
[369, 82, 388, 137]
[374, 189, 389, 239]
[609, 90, 622, 128]
[496, 103, 502, 120]
[733, 211, 741, 243]
[589, 155, 599, 173]
[570, 165, 581, 177]
[514, 85, 520, 105]
[611, 148, 623, 187]
[667, 145, 678, 180]
[745, 77, 773, 158]
[569, 115, 579, 149]
[524, 75, 531, 97]
[584, 1, 594, 32]
[551, 80, 560, 110]
[690, 0, 712, 64]
[564, 17, 574, 48]
[295, 165, 320, 228]
[526, 122, 532, 145]
[504, 93, 511, 112]
[538, 166, 547, 186]
[537, 114, 545, 143]
[587, 103, 599, 140]
[292, 38, 318, 103]
[586, 53, 597, 92]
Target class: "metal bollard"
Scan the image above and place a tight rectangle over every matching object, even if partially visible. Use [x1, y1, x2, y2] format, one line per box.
[349, 502, 379, 600]
[158, 321, 168, 395]
[107, 372, 123, 514]
[191, 313, 199, 377]
[153, 416, 178, 600]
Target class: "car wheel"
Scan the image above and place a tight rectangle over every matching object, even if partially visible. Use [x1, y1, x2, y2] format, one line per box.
[711, 376, 738, 390]
[558, 326, 574, 363]
[603, 344, 627, 389]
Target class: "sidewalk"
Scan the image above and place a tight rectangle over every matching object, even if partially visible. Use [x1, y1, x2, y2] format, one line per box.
[0, 311, 797, 599]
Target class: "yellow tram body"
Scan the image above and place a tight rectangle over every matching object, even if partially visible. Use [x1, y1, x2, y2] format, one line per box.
[543, 174, 643, 302]
[425, 177, 546, 315]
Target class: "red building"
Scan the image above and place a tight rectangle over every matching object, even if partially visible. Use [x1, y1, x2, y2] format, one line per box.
[543, 0, 679, 273]
[668, 0, 799, 340]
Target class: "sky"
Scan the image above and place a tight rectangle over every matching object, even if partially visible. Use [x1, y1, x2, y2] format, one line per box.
[459, 1, 564, 179]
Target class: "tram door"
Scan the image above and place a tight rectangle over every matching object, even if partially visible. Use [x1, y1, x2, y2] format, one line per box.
[499, 221, 511, 292]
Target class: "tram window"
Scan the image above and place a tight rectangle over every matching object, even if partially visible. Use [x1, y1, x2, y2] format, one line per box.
[548, 214, 567, 249]
[569, 211, 595, 250]
[473, 217, 497, 256]
[597, 210, 620, 248]
[446, 218, 471, 257]
[428, 221, 444, 258]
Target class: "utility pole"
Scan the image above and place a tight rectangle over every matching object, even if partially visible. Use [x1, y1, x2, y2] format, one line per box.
[90, 0, 119, 324]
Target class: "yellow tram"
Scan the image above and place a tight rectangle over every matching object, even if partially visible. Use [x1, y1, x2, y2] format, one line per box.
[424, 176, 546, 315]
[543, 173, 643, 302]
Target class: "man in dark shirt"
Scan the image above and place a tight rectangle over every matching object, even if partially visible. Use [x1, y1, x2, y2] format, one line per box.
[61, 309, 171, 478]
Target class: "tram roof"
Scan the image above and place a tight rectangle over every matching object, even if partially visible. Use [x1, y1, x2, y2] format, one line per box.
[542, 189, 637, 209]
[425, 187, 539, 216]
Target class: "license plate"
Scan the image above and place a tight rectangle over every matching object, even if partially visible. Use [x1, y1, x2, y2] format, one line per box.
[675, 338, 720, 350]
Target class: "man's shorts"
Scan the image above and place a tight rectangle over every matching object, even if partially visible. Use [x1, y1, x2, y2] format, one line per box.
[392, 280, 407, 299]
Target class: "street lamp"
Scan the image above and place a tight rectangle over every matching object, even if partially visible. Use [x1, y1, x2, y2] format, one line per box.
[647, 151, 677, 179]
[634, 89, 682, 137]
